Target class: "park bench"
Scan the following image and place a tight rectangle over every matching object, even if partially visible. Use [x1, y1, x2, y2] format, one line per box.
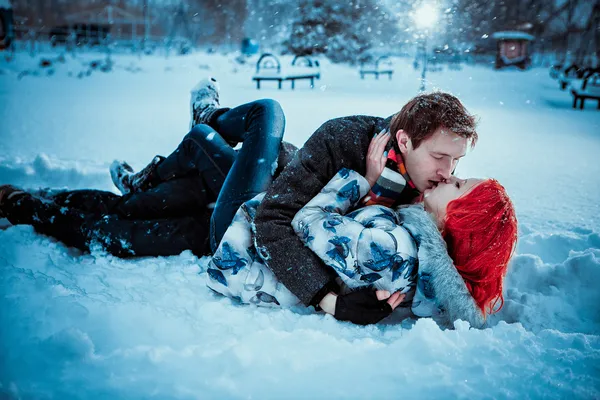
[558, 64, 584, 90]
[359, 56, 393, 79]
[549, 64, 563, 80]
[570, 70, 600, 110]
[252, 53, 320, 89]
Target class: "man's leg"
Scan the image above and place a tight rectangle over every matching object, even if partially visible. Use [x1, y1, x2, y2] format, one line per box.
[45, 180, 210, 221]
[209, 99, 285, 146]
[112, 176, 212, 220]
[113, 79, 283, 201]
[2, 192, 95, 250]
[109, 77, 234, 195]
[32, 177, 212, 221]
[154, 124, 237, 196]
[88, 212, 211, 257]
[208, 99, 286, 251]
[2, 191, 211, 257]
[155, 98, 285, 184]
[49, 189, 121, 217]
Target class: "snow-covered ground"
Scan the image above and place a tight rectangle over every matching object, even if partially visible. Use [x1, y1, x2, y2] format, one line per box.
[1, 49, 599, 399]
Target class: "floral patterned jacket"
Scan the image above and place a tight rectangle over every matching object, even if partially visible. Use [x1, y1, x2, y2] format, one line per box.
[206, 169, 485, 328]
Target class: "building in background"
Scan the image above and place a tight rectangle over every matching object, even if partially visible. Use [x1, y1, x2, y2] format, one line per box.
[492, 31, 535, 69]
[63, 4, 148, 45]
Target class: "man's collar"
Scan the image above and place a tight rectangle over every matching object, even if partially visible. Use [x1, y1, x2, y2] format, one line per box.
[389, 144, 418, 192]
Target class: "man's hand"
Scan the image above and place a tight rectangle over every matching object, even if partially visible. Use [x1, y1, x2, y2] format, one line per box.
[365, 130, 391, 187]
[319, 288, 406, 325]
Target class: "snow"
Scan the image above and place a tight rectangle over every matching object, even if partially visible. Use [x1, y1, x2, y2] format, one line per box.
[1, 50, 599, 399]
[492, 31, 535, 41]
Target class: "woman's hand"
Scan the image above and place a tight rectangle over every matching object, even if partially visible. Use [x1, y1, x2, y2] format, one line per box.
[318, 289, 406, 325]
[365, 130, 391, 188]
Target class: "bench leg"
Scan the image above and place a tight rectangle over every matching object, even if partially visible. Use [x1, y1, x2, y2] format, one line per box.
[388, 73, 392, 80]
[291, 79, 295, 90]
[278, 79, 282, 90]
[597, 99, 600, 110]
[580, 98, 584, 110]
[256, 80, 260, 90]
[572, 96, 577, 109]
[310, 77, 314, 88]
[360, 73, 364, 79]
[376, 73, 379, 80]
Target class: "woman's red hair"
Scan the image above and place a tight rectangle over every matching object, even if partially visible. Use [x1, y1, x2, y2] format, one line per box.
[442, 179, 518, 316]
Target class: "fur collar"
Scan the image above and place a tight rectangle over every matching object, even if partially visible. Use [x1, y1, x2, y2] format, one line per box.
[396, 204, 486, 329]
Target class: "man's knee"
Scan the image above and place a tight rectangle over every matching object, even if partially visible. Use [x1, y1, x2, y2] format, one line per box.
[253, 99, 285, 126]
[253, 98, 282, 112]
[186, 124, 215, 143]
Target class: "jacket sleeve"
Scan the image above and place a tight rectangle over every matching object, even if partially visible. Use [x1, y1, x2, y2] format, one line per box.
[206, 194, 263, 300]
[291, 169, 371, 284]
[206, 193, 300, 309]
[252, 116, 380, 306]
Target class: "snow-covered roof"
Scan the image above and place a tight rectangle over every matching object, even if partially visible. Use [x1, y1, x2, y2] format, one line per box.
[0, 0, 12, 9]
[492, 31, 535, 41]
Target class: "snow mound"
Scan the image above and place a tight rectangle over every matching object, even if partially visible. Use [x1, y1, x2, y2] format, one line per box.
[518, 229, 600, 264]
[0, 153, 114, 191]
[490, 249, 600, 335]
[0, 224, 599, 399]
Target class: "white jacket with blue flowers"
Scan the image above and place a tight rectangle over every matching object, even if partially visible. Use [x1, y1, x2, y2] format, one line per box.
[206, 169, 485, 328]
[291, 168, 419, 294]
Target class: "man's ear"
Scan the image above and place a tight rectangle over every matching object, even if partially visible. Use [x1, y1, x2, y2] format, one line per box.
[395, 129, 411, 154]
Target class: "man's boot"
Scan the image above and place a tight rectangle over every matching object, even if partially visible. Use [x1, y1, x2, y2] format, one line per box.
[190, 77, 221, 128]
[110, 155, 165, 195]
[0, 185, 26, 218]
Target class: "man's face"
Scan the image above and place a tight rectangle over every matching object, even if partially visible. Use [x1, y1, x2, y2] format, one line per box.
[396, 126, 468, 192]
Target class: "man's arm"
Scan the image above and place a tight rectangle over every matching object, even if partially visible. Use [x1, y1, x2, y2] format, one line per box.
[253, 116, 378, 306]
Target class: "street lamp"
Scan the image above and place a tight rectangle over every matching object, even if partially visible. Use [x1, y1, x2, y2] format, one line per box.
[413, 3, 439, 92]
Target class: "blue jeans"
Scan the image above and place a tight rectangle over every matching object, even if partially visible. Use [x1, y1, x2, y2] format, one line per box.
[3, 100, 285, 258]
[155, 99, 286, 252]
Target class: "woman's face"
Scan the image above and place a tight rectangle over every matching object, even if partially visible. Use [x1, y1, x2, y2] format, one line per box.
[424, 177, 483, 227]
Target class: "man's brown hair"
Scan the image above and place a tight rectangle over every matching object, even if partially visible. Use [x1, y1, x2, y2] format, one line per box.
[389, 92, 478, 149]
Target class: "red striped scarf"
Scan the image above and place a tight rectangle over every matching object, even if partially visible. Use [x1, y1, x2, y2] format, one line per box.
[363, 148, 420, 207]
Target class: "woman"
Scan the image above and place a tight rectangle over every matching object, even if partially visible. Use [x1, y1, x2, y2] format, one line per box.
[205, 140, 517, 328]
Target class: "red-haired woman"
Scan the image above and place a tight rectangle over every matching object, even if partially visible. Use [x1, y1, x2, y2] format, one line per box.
[204, 167, 517, 328]
[301, 172, 518, 328]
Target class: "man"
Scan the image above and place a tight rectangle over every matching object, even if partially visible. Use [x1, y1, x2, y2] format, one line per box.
[252, 92, 478, 325]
